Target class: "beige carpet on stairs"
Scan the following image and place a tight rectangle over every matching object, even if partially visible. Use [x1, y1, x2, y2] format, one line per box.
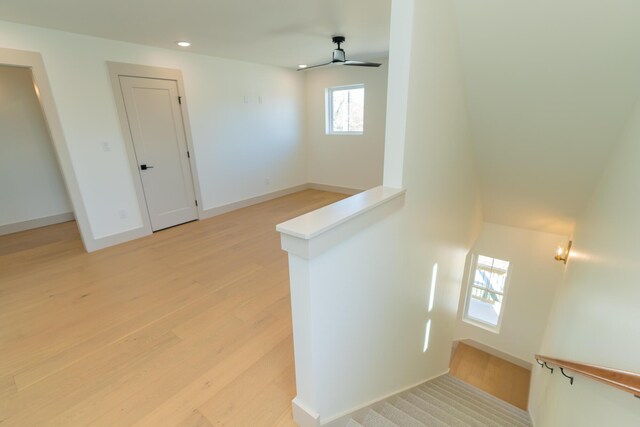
[346, 374, 532, 427]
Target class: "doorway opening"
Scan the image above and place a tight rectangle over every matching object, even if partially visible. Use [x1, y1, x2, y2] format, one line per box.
[0, 65, 75, 238]
[0, 48, 97, 251]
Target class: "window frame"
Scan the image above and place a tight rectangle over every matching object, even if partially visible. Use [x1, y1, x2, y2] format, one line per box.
[462, 253, 512, 333]
[325, 83, 365, 136]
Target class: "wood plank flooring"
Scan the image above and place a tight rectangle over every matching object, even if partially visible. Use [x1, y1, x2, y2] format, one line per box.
[449, 342, 531, 410]
[0, 189, 347, 426]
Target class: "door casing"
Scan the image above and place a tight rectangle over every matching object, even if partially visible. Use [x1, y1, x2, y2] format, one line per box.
[0, 48, 98, 250]
[107, 62, 203, 235]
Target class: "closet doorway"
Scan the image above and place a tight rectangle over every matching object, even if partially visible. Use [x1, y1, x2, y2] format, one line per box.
[0, 65, 75, 239]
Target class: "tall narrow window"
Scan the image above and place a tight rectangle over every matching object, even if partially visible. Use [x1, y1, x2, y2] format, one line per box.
[463, 255, 511, 331]
[326, 84, 365, 134]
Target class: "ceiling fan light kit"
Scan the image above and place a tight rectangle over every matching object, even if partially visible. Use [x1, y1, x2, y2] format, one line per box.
[298, 36, 381, 71]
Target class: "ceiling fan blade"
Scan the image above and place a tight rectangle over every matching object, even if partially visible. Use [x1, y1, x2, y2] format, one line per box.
[344, 60, 382, 67]
[298, 37, 383, 70]
[297, 61, 335, 71]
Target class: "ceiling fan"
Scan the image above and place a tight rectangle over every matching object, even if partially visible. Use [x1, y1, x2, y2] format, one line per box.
[298, 36, 381, 71]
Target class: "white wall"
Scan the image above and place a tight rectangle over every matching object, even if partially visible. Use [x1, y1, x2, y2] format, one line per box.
[280, 0, 483, 421]
[454, 223, 567, 364]
[0, 65, 72, 227]
[0, 20, 306, 244]
[529, 99, 640, 426]
[388, 0, 483, 392]
[305, 63, 388, 191]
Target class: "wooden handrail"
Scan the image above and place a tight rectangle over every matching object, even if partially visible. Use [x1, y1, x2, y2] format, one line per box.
[535, 355, 640, 398]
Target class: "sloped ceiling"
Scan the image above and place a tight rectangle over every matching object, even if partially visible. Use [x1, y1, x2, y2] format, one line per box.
[0, 0, 391, 68]
[453, 0, 640, 235]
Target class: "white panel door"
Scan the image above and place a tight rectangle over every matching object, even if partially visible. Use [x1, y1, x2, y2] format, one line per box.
[120, 76, 198, 231]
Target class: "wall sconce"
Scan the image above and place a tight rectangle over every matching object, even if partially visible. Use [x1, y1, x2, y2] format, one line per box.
[555, 241, 573, 264]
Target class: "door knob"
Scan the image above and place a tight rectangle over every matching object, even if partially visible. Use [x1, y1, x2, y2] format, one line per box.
[140, 164, 154, 170]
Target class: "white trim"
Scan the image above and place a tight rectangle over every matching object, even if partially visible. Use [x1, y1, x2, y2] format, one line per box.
[277, 186, 405, 240]
[278, 189, 405, 259]
[0, 212, 74, 236]
[462, 317, 502, 334]
[327, 132, 363, 136]
[321, 370, 450, 426]
[201, 184, 309, 219]
[459, 339, 533, 370]
[307, 183, 364, 196]
[106, 61, 202, 234]
[202, 183, 363, 219]
[0, 48, 95, 251]
[86, 183, 361, 252]
[325, 83, 366, 90]
[325, 83, 365, 135]
[0, 182, 361, 251]
[88, 226, 152, 252]
[77, 185, 311, 251]
[292, 397, 321, 427]
[462, 253, 513, 333]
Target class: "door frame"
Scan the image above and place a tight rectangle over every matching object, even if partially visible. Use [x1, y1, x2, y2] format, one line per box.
[107, 62, 203, 233]
[0, 47, 94, 251]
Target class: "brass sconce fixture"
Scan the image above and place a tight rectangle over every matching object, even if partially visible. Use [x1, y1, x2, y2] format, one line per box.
[555, 241, 573, 264]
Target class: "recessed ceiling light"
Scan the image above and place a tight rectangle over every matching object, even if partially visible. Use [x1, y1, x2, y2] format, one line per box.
[177, 41, 191, 47]
[298, 64, 308, 69]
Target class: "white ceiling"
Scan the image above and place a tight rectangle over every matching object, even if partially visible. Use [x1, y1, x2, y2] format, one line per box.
[453, 0, 640, 235]
[0, 0, 391, 68]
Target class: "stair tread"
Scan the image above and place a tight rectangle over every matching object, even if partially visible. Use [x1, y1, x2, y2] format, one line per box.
[344, 375, 532, 427]
[363, 409, 399, 427]
[392, 397, 454, 427]
[379, 401, 426, 427]
[413, 386, 505, 426]
[436, 375, 530, 420]
[422, 383, 530, 427]
[425, 378, 530, 425]
[421, 383, 529, 426]
[403, 390, 495, 427]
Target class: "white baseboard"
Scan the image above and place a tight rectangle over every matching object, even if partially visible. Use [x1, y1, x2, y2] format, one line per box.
[87, 226, 152, 252]
[321, 370, 450, 427]
[307, 183, 364, 196]
[0, 212, 75, 236]
[292, 397, 321, 427]
[201, 183, 363, 220]
[83, 182, 363, 252]
[201, 184, 310, 219]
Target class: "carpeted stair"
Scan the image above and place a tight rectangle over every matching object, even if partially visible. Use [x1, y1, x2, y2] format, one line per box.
[346, 374, 532, 426]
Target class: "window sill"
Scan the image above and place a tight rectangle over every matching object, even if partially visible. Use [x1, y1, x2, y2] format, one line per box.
[462, 317, 501, 334]
[325, 132, 364, 136]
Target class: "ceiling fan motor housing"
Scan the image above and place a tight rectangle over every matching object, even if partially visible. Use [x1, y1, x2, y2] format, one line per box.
[332, 36, 346, 44]
[332, 36, 346, 62]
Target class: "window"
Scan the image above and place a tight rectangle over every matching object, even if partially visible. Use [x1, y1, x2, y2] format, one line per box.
[463, 255, 511, 331]
[326, 84, 365, 134]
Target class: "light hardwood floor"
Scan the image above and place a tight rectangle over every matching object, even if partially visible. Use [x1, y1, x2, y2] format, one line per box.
[449, 342, 531, 410]
[0, 189, 347, 427]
